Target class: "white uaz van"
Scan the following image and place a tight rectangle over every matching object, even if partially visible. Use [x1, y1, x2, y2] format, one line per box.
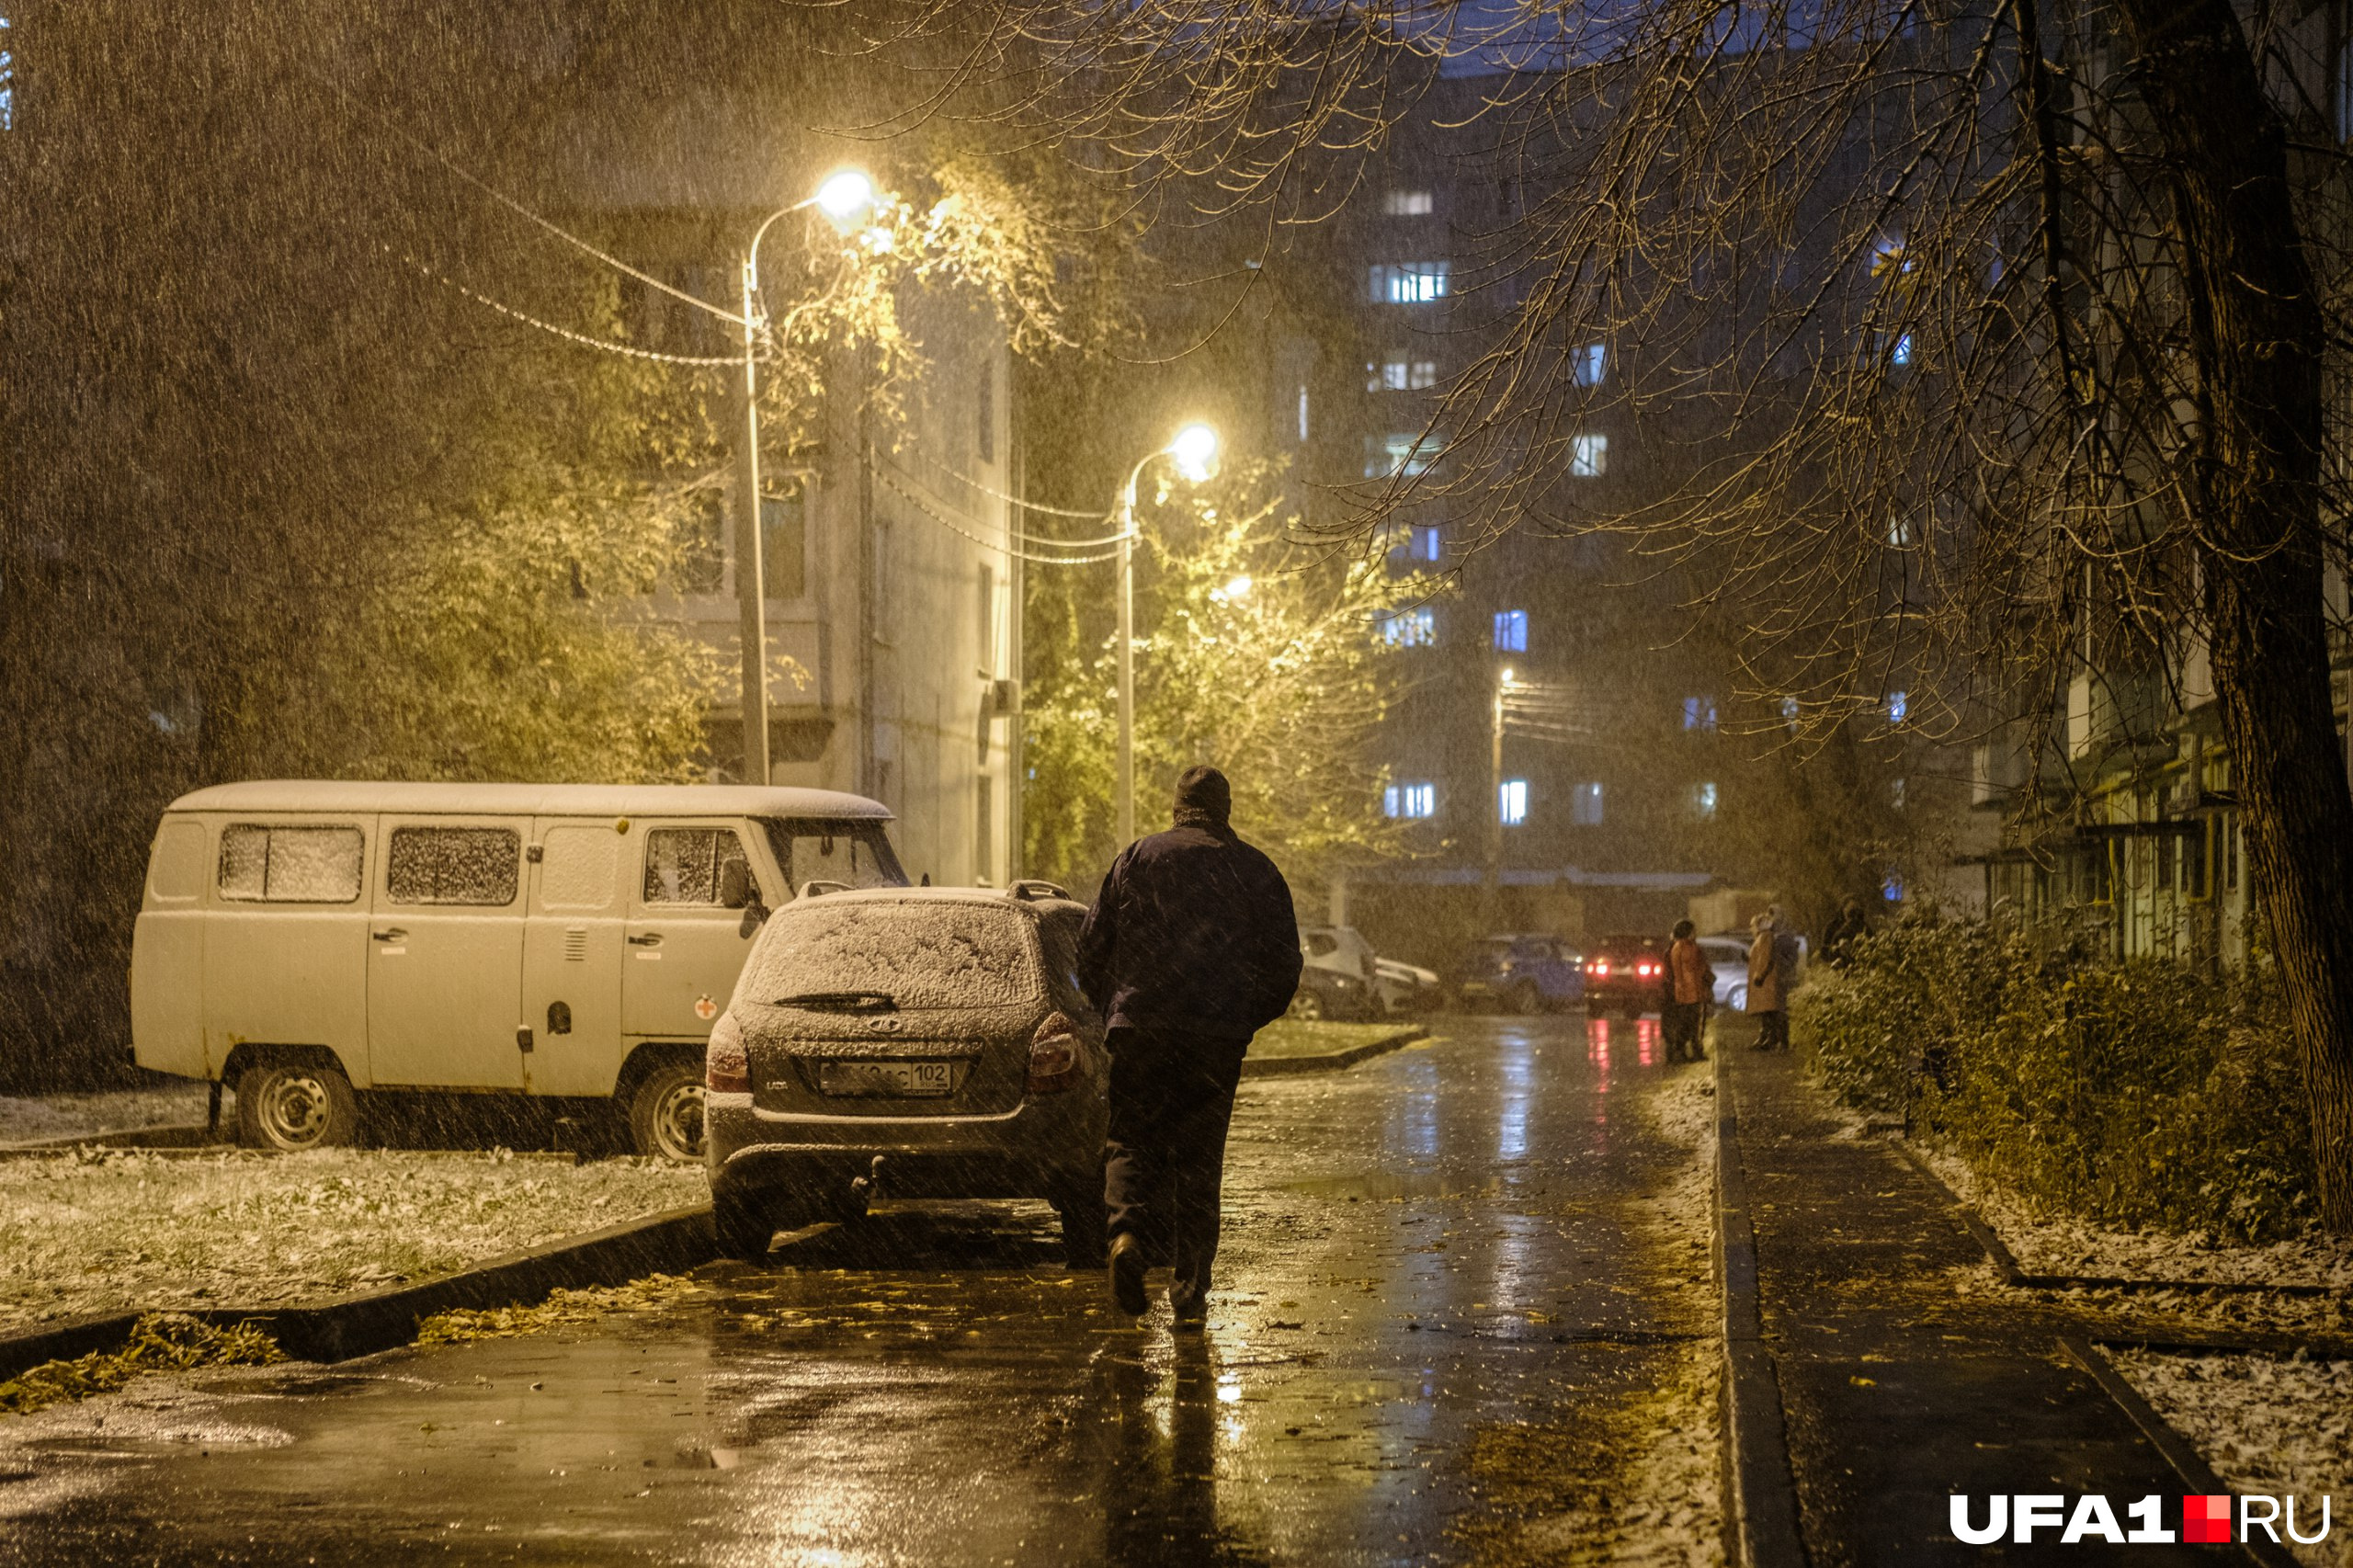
[131, 782, 907, 1158]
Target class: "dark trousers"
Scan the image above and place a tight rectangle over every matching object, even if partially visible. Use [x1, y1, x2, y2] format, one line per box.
[1662, 1000, 1703, 1061]
[1103, 1027, 1248, 1315]
[1754, 1008, 1789, 1050]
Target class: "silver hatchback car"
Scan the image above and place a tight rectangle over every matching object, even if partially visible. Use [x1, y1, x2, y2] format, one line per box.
[702, 882, 1108, 1261]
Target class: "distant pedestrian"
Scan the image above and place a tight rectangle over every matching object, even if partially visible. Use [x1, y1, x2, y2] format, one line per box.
[1745, 912, 1788, 1051]
[1077, 766, 1302, 1329]
[1822, 899, 1869, 970]
[1663, 918, 1710, 1063]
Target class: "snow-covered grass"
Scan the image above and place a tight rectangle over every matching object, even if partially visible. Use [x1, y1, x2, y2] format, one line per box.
[0, 1148, 706, 1335]
[2112, 1348, 2353, 1568]
[0, 1085, 224, 1148]
[1916, 1142, 2353, 1290]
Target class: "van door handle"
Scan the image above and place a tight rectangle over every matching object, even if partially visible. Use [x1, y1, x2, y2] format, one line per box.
[372, 929, 407, 943]
[627, 933, 663, 948]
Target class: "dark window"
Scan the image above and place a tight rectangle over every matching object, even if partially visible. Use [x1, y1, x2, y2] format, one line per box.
[643, 827, 755, 906]
[760, 494, 805, 600]
[387, 827, 519, 906]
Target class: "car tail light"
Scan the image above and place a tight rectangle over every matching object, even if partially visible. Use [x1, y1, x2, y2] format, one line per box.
[1636, 960, 1659, 978]
[1028, 1011, 1082, 1095]
[705, 1014, 750, 1093]
[1589, 960, 1610, 978]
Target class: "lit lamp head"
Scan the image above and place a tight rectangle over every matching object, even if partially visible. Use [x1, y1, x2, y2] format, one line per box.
[1223, 574, 1254, 600]
[1500, 666, 1517, 688]
[813, 169, 878, 233]
[1167, 423, 1220, 483]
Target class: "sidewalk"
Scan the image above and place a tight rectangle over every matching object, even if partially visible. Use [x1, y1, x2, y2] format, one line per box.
[1240, 1020, 1427, 1077]
[1727, 1047, 2215, 1564]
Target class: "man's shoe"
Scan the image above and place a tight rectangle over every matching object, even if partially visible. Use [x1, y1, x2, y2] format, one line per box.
[1108, 1234, 1148, 1317]
[1170, 1311, 1207, 1334]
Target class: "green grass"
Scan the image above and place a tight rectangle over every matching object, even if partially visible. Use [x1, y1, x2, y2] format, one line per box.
[0, 1147, 706, 1335]
[1251, 1019, 1421, 1060]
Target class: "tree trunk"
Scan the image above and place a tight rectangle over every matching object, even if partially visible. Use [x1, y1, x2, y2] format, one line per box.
[2112, 0, 2353, 1228]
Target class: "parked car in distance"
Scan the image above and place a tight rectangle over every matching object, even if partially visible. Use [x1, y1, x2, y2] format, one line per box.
[1289, 962, 1379, 1021]
[1456, 934, 1585, 1015]
[1372, 956, 1442, 1016]
[703, 881, 1108, 1262]
[1698, 935, 1752, 1010]
[1582, 934, 1667, 1017]
[130, 780, 907, 1160]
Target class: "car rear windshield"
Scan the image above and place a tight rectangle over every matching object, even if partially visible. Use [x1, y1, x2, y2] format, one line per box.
[756, 818, 909, 892]
[746, 899, 1039, 1011]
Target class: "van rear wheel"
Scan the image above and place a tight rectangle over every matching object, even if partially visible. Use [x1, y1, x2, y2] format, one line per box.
[628, 1062, 707, 1162]
[238, 1060, 360, 1152]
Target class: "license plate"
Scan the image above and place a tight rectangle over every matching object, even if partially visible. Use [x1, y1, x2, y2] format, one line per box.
[817, 1060, 959, 1097]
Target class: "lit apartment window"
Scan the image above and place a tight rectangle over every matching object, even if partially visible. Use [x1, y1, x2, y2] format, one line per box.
[1881, 869, 1906, 902]
[1779, 695, 1801, 732]
[1296, 383, 1310, 442]
[1887, 689, 1909, 725]
[1881, 329, 1914, 367]
[1891, 777, 1908, 811]
[1385, 188, 1435, 215]
[1409, 524, 1442, 562]
[1499, 778, 1529, 826]
[1493, 609, 1529, 652]
[1385, 523, 1442, 564]
[1681, 695, 1718, 732]
[1570, 781, 1604, 825]
[1384, 781, 1437, 819]
[1369, 353, 1440, 391]
[1574, 343, 1607, 387]
[1377, 608, 1437, 647]
[1367, 433, 1441, 478]
[1888, 514, 1917, 548]
[1690, 781, 1719, 819]
[1369, 262, 1450, 304]
[1, 17, 14, 132]
[1571, 433, 1608, 477]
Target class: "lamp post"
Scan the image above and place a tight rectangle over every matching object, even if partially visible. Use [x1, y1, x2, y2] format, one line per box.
[1483, 665, 1515, 932]
[732, 167, 876, 786]
[1114, 422, 1220, 846]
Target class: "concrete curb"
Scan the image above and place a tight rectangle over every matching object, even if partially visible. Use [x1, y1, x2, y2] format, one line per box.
[2061, 1336, 2301, 1568]
[1240, 1027, 1428, 1079]
[0, 1123, 226, 1159]
[0, 1204, 714, 1384]
[1713, 1050, 1810, 1568]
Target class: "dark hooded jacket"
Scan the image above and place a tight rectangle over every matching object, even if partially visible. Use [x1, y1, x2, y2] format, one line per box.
[1076, 812, 1302, 1043]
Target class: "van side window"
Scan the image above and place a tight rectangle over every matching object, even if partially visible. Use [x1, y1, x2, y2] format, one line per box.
[643, 828, 755, 906]
[217, 824, 365, 903]
[387, 827, 520, 906]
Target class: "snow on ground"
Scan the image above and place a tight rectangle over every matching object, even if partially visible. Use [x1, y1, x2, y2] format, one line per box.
[1915, 1142, 2353, 1290]
[2112, 1349, 2353, 1568]
[0, 1148, 705, 1334]
[0, 1085, 222, 1147]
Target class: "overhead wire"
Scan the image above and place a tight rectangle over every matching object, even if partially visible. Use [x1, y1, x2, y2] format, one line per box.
[874, 467, 1126, 566]
[875, 457, 1131, 547]
[919, 458, 1120, 521]
[398, 250, 745, 366]
[307, 65, 747, 328]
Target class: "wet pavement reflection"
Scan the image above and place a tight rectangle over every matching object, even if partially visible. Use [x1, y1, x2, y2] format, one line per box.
[0, 1017, 1705, 1567]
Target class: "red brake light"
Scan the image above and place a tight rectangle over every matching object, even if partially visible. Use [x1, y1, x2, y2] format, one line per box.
[705, 1014, 750, 1093]
[1028, 1011, 1083, 1095]
[1637, 961, 1659, 978]
[1590, 960, 1610, 978]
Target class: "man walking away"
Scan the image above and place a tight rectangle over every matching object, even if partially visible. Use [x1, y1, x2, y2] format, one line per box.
[1745, 912, 1788, 1051]
[1663, 919, 1710, 1062]
[1076, 766, 1302, 1328]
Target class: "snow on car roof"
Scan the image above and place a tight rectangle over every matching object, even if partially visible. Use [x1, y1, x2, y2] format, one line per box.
[165, 781, 893, 820]
[788, 885, 1086, 916]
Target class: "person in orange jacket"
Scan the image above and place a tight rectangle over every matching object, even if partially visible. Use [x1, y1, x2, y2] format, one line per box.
[1663, 918, 1711, 1062]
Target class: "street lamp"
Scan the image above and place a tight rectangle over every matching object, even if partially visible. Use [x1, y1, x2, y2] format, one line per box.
[1115, 422, 1220, 845]
[732, 166, 878, 786]
[1484, 665, 1516, 932]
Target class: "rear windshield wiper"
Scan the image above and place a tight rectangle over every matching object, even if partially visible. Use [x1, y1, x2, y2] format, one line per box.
[775, 991, 898, 1013]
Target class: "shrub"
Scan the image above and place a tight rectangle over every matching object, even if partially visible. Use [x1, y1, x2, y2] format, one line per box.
[1795, 921, 2313, 1241]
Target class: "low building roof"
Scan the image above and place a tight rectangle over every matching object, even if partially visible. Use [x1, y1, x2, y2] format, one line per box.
[165, 780, 893, 820]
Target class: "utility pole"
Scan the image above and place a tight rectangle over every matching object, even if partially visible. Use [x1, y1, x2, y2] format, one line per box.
[733, 256, 770, 788]
[1483, 665, 1510, 932]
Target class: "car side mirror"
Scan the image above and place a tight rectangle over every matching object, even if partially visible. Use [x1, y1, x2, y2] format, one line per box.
[719, 859, 755, 909]
[739, 903, 767, 939]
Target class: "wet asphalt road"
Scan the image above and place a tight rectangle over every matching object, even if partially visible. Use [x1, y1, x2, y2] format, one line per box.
[0, 1018, 1707, 1567]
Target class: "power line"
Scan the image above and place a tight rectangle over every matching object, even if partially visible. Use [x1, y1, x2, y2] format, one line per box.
[874, 467, 1124, 566]
[401, 251, 743, 366]
[307, 66, 747, 328]
[919, 458, 1120, 523]
[875, 457, 1132, 548]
